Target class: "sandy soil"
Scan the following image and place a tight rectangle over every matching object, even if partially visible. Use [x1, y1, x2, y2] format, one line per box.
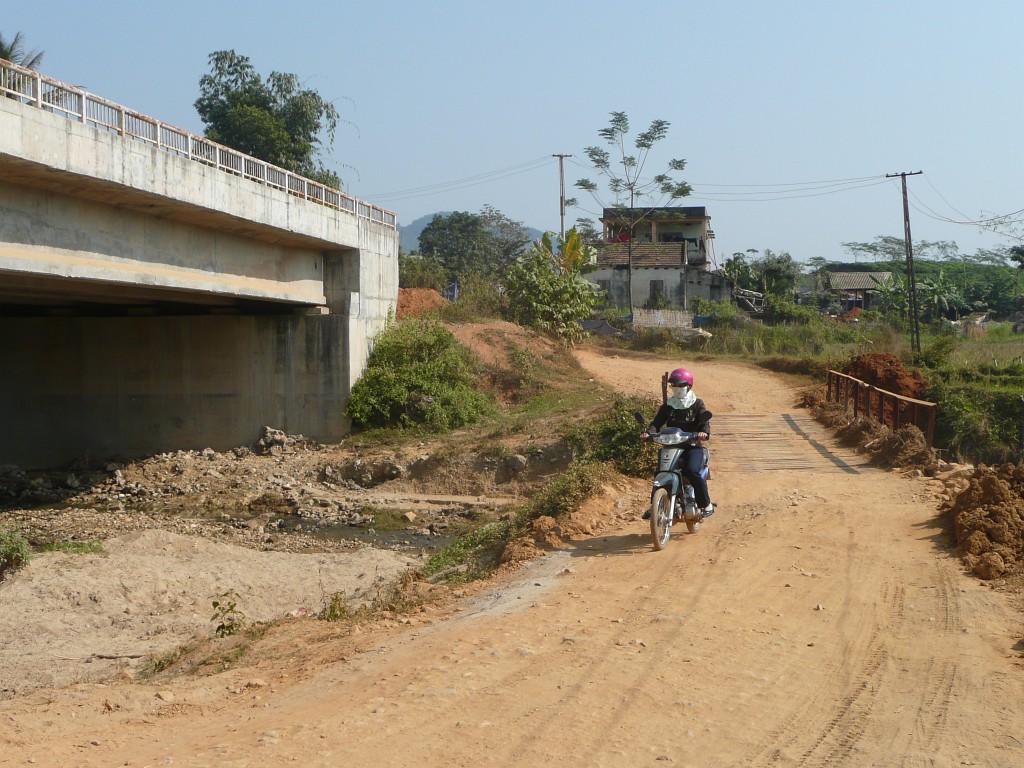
[3, 349, 1024, 767]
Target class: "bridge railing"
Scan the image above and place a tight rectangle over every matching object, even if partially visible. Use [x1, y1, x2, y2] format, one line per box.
[0, 58, 396, 229]
[826, 369, 937, 448]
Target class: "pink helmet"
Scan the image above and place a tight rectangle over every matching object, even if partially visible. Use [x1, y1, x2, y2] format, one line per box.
[667, 367, 694, 387]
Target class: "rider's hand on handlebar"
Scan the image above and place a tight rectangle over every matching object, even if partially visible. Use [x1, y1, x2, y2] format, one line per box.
[696, 431, 709, 441]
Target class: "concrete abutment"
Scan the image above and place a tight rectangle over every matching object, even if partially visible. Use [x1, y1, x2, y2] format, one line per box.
[1, 313, 354, 469]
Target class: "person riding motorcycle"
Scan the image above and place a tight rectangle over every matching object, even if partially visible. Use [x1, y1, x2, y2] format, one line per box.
[642, 367, 715, 518]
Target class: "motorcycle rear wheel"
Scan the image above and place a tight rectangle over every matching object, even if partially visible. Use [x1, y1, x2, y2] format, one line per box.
[650, 488, 672, 550]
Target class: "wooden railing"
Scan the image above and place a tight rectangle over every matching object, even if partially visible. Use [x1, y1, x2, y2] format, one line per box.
[826, 370, 937, 448]
[0, 58, 396, 229]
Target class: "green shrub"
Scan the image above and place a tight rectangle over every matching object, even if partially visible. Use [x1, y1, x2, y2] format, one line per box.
[691, 298, 739, 327]
[438, 271, 505, 322]
[929, 382, 1024, 464]
[504, 232, 602, 345]
[564, 396, 657, 477]
[0, 527, 31, 579]
[346, 318, 494, 432]
[915, 334, 958, 369]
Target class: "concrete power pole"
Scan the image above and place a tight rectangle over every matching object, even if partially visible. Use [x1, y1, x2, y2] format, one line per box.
[553, 154, 572, 240]
[887, 171, 923, 354]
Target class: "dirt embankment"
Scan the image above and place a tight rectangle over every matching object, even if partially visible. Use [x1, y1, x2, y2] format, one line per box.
[805, 352, 1024, 582]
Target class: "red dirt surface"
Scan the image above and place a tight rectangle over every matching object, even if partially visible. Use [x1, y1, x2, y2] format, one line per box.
[946, 463, 1024, 579]
[396, 288, 447, 319]
[844, 352, 928, 399]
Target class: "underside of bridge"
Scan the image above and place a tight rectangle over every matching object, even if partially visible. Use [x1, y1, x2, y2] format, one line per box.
[1, 97, 398, 469]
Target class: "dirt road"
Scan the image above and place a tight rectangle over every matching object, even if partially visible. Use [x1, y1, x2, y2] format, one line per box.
[3, 352, 1024, 767]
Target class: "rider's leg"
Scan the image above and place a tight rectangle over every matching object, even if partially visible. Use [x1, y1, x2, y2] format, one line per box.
[680, 447, 711, 508]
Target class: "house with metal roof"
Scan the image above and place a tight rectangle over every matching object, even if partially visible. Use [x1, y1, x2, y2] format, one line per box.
[827, 271, 892, 310]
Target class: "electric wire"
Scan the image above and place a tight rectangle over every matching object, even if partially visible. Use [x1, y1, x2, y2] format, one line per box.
[363, 157, 552, 202]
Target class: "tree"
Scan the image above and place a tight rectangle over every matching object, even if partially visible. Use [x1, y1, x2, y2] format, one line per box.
[572, 218, 602, 245]
[721, 253, 753, 292]
[417, 207, 531, 281]
[505, 228, 601, 345]
[478, 204, 533, 273]
[918, 269, 965, 322]
[749, 249, 801, 297]
[195, 50, 342, 188]
[398, 250, 448, 291]
[0, 31, 44, 69]
[575, 112, 691, 311]
[417, 211, 494, 280]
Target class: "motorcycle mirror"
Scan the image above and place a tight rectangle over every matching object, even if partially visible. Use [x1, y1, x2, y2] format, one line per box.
[633, 412, 646, 426]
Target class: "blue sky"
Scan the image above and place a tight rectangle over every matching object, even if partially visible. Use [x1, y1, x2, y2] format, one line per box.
[6, 0, 1022, 265]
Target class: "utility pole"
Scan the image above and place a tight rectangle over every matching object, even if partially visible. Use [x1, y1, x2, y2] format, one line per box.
[887, 171, 923, 354]
[553, 154, 572, 240]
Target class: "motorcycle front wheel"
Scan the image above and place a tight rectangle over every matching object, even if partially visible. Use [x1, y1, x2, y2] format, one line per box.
[650, 487, 672, 550]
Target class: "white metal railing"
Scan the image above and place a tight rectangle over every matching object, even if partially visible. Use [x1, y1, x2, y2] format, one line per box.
[0, 58, 397, 229]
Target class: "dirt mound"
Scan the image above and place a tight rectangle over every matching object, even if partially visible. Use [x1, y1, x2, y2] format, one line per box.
[844, 352, 928, 399]
[945, 463, 1024, 580]
[396, 288, 447, 319]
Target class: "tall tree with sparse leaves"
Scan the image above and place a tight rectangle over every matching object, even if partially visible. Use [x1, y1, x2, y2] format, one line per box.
[575, 112, 691, 310]
[195, 50, 342, 188]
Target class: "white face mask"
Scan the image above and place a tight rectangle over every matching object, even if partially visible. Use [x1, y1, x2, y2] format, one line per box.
[667, 385, 696, 409]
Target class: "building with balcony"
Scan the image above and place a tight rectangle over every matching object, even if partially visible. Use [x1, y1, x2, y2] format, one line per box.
[586, 206, 728, 310]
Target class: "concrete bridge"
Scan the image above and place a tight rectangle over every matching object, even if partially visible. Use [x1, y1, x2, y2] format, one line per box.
[0, 60, 398, 468]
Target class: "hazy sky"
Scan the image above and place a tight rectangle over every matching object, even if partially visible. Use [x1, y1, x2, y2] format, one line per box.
[6, 0, 1022, 264]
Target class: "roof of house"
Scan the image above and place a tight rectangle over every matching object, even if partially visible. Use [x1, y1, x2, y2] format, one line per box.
[828, 272, 892, 291]
[596, 243, 708, 269]
[601, 206, 709, 221]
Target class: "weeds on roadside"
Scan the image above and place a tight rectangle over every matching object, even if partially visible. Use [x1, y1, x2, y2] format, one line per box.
[211, 590, 247, 638]
[564, 396, 657, 477]
[515, 460, 612, 525]
[0, 527, 31, 579]
[422, 519, 513, 584]
[319, 590, 353, 622]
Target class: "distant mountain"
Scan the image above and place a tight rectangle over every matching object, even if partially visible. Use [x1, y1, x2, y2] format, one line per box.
[398, 212, 546, 253]
[398, 212, 452, 253]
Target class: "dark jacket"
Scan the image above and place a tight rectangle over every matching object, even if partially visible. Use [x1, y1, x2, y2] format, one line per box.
[650, 397, 712, 436]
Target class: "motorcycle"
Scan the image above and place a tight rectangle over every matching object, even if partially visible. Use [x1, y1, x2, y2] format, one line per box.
[634, 412, 713, 550]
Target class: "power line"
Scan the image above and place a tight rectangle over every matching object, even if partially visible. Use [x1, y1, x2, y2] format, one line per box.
[363, 156, 552, 201]
[691, 179, 891, 202]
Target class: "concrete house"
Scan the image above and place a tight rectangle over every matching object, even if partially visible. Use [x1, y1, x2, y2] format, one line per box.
[586, 206, 729, 310]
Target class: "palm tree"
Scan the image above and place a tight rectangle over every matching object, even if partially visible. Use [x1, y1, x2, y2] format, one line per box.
[0, 31, 44, 69]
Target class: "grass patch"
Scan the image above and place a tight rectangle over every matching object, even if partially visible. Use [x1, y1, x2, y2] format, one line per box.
[364, 506, 414, 531]
[38, 540, 106, 555]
